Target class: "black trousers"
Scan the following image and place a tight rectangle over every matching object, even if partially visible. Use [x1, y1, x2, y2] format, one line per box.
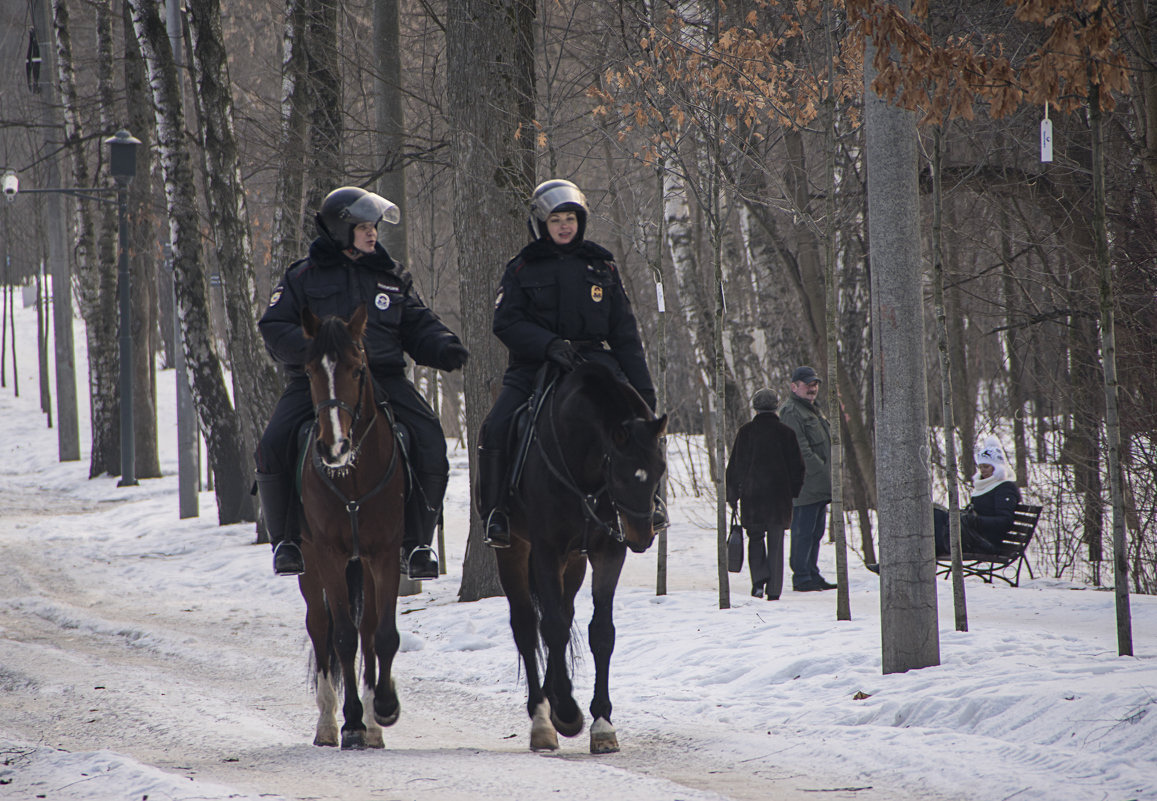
[747, 529, 786, 599]
[256, 374, 448, 504]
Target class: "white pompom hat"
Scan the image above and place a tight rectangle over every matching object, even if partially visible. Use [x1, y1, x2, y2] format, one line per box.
[975, 436, 1008, 468]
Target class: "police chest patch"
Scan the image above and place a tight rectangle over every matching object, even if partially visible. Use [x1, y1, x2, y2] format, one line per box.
[591, 285, 604, 303]
[268, 288, 283, 307]
[375, 292, 391, 310]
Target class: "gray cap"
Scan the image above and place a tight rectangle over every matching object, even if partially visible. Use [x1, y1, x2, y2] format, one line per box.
[791, 365, 820, 384]
[752, 388, 778, 412]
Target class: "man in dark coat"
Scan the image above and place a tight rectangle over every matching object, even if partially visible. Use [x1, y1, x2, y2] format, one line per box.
[256, 187, 468, 580]
[726, 389, 806, 600]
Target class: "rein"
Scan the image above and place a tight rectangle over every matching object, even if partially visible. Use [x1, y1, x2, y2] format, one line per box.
[534, 386, 652, 553]
[309, 356, 400, 560]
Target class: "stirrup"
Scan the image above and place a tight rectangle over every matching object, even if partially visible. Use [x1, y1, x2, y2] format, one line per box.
[406, 545, 439, 580]
[483, 509, 511, 549]
[651, 496, 669, 532]
[273, 541, 305, 576]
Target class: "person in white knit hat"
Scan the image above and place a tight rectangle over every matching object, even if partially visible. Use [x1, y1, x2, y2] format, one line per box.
[933, 435, 1022, 556]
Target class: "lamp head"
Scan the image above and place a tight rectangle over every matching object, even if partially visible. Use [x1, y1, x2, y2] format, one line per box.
[105, 129, 141, 183]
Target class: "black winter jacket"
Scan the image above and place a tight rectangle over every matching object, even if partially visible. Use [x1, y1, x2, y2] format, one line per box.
[259, 237, 462, 381]
[726, 412, 806, 531]
[493, 238, 655, 409]
[964, 481, 1021, 546]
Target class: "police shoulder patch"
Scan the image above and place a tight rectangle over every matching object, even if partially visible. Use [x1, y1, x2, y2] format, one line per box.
[494, 287, 505, 309]
[268, 287, 283, 307]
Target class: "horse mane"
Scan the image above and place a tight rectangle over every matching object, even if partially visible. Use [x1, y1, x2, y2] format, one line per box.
[305, 314, 358, 362]
[564, 361, 652, 425]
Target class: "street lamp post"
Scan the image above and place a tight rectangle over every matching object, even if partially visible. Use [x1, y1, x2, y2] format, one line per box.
[6, 129, 142, 485]
[107, 129, 141, 487]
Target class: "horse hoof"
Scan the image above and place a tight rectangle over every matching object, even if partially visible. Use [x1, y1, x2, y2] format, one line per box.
[530, 700, 559, 751]
[341, 729, 368, 750]
[313, 725, 340, 747]
[364, 729, 385, 749]
[550, 704, 584, 738]
[375, 706, 399, 728]
[530, 726, 559, 751]
[590, 717, 619, 754]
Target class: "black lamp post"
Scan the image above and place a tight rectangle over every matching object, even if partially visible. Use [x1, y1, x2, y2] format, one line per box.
[107, 129, 141, 487]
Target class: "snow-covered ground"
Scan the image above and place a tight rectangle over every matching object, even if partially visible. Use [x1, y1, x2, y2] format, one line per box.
[1, 297, 1155, 801]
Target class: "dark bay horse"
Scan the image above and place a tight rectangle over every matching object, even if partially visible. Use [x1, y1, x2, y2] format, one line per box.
[495, 361, 668, 753]
[298, 305, 406, 749]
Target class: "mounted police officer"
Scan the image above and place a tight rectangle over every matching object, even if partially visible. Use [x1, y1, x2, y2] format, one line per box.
[476, 178, 663, 548]
[256, 186, 468, 580]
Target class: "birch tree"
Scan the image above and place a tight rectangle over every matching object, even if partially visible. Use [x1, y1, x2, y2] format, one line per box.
[127, 0, 254, 524]
[185, 0, 280, 467]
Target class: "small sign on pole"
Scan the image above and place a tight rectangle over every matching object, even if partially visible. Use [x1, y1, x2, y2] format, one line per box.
[1040, 103, 1053, 163]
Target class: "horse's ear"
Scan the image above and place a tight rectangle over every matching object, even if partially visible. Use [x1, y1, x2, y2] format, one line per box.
[302, 308, 321, 339]
[649, 414, 668, 439]
[349, 304, 368, 341]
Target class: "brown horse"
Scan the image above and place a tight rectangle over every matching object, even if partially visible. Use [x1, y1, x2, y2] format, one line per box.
[298, 305, 406, 749]
[495, 361, 667, 753]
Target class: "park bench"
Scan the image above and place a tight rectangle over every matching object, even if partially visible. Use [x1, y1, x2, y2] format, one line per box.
[936, 503, 1042, 587]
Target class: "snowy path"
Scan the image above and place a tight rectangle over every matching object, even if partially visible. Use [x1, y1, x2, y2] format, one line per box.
[0, 472, 909, 801]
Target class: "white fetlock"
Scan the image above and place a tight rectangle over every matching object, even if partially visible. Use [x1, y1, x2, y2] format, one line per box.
[362, 686, 384, 748]
[313, 673, 340, 747]
[590, 716, 619, 754]
[530, 699, 559, 751]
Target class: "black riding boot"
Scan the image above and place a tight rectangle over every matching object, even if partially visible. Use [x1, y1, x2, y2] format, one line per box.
[402, 472, 444, 580]
[477, 447, 511, 548]
[256, 472, 304, 576]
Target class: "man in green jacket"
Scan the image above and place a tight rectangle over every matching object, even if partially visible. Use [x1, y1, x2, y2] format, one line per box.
[779, 365, 836, 592]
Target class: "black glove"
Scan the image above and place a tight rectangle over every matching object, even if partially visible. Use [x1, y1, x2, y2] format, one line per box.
[545, 339, 582, 371]
[438, 342, 469, 371]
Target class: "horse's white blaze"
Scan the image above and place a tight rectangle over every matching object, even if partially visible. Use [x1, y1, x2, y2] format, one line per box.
[530, 699, 559, 751]
[320, 354, 351, 467]
[314, 672, 340, 747]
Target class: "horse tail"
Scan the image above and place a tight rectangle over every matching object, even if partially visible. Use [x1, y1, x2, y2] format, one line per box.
[346, 558, 364, 629]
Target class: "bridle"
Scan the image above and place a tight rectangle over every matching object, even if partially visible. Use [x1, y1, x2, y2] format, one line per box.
[308, 346, 399, 560]
[533, 386, 655, 553]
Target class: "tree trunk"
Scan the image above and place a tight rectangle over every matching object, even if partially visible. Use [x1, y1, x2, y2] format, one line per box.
[1090, 83, 1133, 655]
[865, 16, 939, 674]
[931, 127, 968, 632]
[270, 0, 311, 280]
[304, 0, 342, 213]
[447, 0, 536, 602]
[127, 0, 254, 524]
[52, 0, 118, 478]
[32, 0, 81, 463]
[116, 0, 161, 480]
[185, 0, 280, 476]
[374, 0, 407, 263]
